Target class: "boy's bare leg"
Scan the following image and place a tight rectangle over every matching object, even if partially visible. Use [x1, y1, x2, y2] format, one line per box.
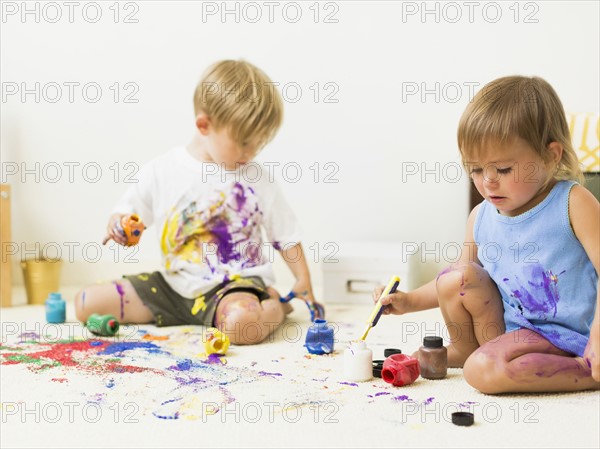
[464, 329, 600, 393]
[436, 262, 505, 367]
[214, 287, 288, 345]
[74, 280, 154, 324]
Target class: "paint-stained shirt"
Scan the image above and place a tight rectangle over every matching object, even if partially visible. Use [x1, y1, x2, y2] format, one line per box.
[112, 146, 301, 298]
[474, 180, 597, 357]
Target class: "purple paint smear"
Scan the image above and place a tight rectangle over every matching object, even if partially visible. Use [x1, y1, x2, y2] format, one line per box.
[81, 291, 86, 309]
[231, 182, 247, 212]
[393, 395, 411, 401]
[338, 382, 358, 387]
[436, 266, 453, 281]
[114, 282, 126, 320]
[509, 264, 561, 318]
[205, 353, 225, 365]
[423, 397, 435, 404]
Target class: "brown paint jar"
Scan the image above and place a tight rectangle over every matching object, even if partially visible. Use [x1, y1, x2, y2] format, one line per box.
[418, 336, 447, 379]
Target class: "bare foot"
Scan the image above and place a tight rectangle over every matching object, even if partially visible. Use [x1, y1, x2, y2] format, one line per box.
[281, 301, 293, 315]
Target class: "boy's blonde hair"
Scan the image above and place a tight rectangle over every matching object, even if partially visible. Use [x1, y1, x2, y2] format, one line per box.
[193, 60, 283, 150]
[457, 76, 583, 184]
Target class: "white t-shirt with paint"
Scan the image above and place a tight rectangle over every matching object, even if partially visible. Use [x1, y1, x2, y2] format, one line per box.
[112, 146, 301, 298]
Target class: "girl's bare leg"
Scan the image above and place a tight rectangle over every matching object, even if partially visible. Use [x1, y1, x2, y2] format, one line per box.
[464, 329, 600, 393]
[436, 262, 505, 367]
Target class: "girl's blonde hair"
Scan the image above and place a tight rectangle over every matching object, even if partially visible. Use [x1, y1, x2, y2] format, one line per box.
[193, 60, 283, 150]
[457, 76, 583, 184]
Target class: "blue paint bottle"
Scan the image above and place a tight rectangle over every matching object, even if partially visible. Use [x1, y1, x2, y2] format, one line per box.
[45, 292, 66, 324]
[305, 319, 334, 355]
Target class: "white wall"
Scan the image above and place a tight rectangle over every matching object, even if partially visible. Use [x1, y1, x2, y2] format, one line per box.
[2, 1, 599, 297]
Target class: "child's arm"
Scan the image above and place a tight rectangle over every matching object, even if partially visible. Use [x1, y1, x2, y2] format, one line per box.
[376, 203, 483, 315]
[279, 242, 318, 304]
[570, 185, 600, 381]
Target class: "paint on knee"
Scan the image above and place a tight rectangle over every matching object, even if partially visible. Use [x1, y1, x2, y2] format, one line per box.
[436, 265, 467, 299]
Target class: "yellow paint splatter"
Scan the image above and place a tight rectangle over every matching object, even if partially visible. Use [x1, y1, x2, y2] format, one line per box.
[151, 287, 157, 293]
[191, 296, 207, 315]
[137, 274, 149, 281]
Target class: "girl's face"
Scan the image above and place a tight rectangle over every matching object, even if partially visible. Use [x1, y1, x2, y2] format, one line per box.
[467, 137, 559, 217]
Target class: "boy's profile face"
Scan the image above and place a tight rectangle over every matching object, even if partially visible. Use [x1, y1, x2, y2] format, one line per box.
[196, 115, 260, 170]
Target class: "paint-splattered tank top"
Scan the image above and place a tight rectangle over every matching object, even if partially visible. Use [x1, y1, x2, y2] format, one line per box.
[474, 180, 597, 357]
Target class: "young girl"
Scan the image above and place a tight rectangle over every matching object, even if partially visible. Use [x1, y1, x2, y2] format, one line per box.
[375, 76, 599, 394]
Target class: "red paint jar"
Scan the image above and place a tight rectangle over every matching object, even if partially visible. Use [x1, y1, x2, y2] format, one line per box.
[381, 354, 420, 386]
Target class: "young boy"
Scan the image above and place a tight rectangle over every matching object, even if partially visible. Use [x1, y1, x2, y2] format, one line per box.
[75, 60, 322, 345]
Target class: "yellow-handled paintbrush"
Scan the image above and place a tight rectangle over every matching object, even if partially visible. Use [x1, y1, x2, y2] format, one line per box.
[359, 275, 400, 341]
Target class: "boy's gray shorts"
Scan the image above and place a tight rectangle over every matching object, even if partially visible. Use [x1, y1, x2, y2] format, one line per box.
[125, 272, 271, 327]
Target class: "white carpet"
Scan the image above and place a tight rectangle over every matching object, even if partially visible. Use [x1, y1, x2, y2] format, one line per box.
[1, 287, 598, 449]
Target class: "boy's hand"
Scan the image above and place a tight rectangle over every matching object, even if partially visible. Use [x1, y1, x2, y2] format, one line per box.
[102, 213, 128, 246]
[583, 318, 600, 381]
[372, 285, 411, 316]
[291, 280, 324, 320]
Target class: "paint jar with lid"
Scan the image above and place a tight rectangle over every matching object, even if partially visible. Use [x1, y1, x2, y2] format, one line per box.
[343, 340, 373, 382]
[381, 354, 420, 386]
[45, 292, 66, 324]
[305, 319, 335, 355]
[418, 336, 448, 379]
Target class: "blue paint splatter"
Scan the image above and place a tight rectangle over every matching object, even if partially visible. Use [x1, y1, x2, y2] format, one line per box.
[106, 379, 115, 388]
[170, 359, 192, 371]
[153, 398, 181, 420]
[258, 371, 283, 377]
[100, 341, 161, 356]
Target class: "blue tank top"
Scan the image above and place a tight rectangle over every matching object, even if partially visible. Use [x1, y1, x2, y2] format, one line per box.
[474, 180, 597, 357]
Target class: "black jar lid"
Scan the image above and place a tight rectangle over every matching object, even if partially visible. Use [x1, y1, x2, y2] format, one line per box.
[452, 412, 474, 426]
[372, 360, 384, 378]
[384, 348, 402, 357]
[423, 336, 443, 348]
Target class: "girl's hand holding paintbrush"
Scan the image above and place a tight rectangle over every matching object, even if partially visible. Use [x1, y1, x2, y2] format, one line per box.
[372, 285, 411, 316]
